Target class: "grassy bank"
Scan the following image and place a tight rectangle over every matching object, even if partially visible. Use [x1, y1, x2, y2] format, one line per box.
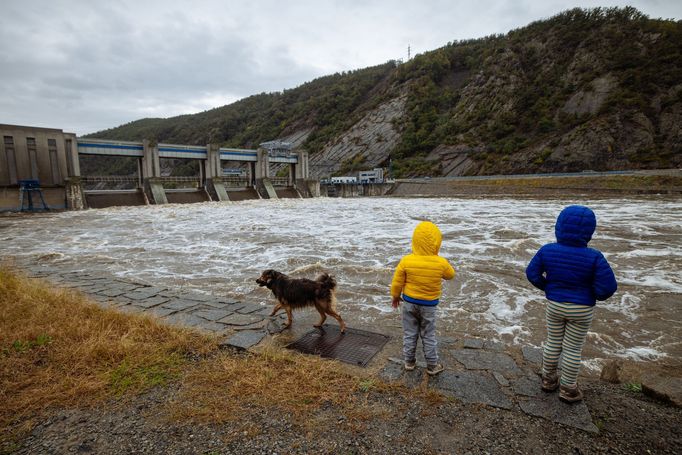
[452, 175, 682, 193]
[0, 267, 211, 445]
[0, 268, 420, 450]
[394, 174, 682, 196]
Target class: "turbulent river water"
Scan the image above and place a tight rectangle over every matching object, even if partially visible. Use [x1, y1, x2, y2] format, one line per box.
[1, 196, 680, 372]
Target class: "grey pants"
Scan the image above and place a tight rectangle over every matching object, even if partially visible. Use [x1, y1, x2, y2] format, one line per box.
[402, 302, 439, 365]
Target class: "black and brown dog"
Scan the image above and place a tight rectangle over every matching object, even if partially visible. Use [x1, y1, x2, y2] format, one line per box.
[256, 269, 346, 333]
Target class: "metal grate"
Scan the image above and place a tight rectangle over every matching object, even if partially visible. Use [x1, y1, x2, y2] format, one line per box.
[287, 325, 390, 367]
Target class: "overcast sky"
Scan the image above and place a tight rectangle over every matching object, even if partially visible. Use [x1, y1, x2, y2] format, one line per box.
[1, 0, 680, 136]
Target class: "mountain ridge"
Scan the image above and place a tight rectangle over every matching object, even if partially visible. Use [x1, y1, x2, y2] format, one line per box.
[87, 6, 682, 178]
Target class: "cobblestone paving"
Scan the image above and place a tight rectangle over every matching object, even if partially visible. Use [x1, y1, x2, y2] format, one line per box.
[21, 264, 597, 433]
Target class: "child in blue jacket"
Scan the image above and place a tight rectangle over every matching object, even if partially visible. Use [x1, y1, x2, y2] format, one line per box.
[526, 205, 617, 403]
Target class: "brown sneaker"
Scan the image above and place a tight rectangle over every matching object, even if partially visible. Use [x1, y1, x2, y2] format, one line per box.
[404, 361, 416, 371]
[426, 363, 445, 376]
[541, 373, 559, 392]
[560, 384, 583, 403]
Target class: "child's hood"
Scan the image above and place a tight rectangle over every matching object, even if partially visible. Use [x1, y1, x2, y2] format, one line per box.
[555, 205, 596, 247]
[411, 221, 442, 255]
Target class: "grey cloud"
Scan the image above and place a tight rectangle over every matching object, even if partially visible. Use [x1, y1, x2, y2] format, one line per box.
[1, 1, 325, 133]
[1, 0, 681, 135]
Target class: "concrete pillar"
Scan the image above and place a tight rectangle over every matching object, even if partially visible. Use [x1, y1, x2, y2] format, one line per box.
[63, 134, 85, 210]
[254, 148, 277, 199]
[205, 144, 221, 179]
[249, 162, 256, 186]
[255, 148, 270, 179]
[294, 151, 309, 181]
[143, 178, 168, 204]
[203, 144, 229, 201]
[141, 139, 161, 179]
[64, 134, 80, 178]
[306, 179, 320, 197]
[65, 176, 86, 210]
[141, 139, 166, 204]
[256, 178, 278, 199]
[137, 158, 143, 188]
[205, 179, 229, 202]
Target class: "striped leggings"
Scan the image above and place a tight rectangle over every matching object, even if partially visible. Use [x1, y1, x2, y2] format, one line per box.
[542, 300, 594, 386]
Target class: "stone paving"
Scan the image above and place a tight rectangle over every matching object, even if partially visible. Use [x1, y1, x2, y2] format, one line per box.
[22, 265, 283, 351]
[378, 339, 598, 433]
[21, 264, 598, 433]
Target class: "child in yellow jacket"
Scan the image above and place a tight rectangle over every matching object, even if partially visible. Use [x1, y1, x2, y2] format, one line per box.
[391, 221, 455, 375]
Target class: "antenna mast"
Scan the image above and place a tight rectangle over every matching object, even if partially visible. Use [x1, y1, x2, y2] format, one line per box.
[408, 44, 411, 60]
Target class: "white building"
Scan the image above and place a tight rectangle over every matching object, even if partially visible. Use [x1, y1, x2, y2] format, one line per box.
[330, 176, 357, 184]
[358, 168, 384, 183]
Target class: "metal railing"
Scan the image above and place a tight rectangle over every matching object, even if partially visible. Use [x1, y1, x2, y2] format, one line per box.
[81, 176, 139, 191]
[158, 176, 201, 190]
[270, 177, 290, 187]
[158, 176, 201, 183]
[222, 177, 250, 187]
[81, 176, 139, 183]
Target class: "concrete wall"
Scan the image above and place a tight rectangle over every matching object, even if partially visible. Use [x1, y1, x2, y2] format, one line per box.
[165, 190, 210, 204]
[226, 188, 260, 201]
[85, 191, 147, 208]
[275, 188, 301, 199]
[361, 183, 393, 196]
[1, 186, 66, 211]
[0, 124, 72, 187]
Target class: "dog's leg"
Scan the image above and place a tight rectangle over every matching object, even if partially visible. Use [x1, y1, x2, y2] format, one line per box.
[283, 306, 293, 329]
[269, 303, 283, 317]
[314, 305, 327, 328]
[326, 309, 346, 333]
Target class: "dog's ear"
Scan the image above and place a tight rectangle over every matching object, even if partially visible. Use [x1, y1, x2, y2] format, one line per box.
[263, 269, 277, 283]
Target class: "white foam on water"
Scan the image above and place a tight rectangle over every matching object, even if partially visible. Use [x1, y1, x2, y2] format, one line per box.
[617, 248, 681, 258]
[599, 292, 642, 321]
[587, 331, 625, 350]
[619, 347, 668, 361]
[2, 196, 681, 363]
[617, 272, 682, 293]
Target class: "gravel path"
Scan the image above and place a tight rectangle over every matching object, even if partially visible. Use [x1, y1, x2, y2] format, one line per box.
[11, 380, 682, 454]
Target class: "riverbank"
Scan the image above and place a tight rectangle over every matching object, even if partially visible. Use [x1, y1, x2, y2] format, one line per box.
[2, 268, 681, 454]
[390, 173, 682, 197]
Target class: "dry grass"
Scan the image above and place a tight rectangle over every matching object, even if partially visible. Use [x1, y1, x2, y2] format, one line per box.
[0, 267, 214, 443]
[0, 266, 441, 448]
[446, 175, 682, 192]
[168, 341, 389, 429]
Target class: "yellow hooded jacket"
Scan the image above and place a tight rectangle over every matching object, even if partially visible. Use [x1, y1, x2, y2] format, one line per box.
[390, 221, 455, 305]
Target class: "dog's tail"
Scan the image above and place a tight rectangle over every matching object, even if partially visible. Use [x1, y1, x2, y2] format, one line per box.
[316, 272, 337, 303]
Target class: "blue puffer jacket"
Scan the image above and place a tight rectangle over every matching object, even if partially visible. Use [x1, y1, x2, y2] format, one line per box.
[526, 205, 617, 306]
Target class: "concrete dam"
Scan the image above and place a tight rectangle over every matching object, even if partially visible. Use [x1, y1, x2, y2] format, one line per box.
[0, 124, 321, 211]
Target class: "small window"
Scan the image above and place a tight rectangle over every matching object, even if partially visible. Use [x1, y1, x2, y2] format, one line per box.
[3, 136, 17, 184]
[48, 138, 61, 184]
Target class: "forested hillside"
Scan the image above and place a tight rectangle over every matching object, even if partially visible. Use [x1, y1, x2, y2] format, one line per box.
[88, 7, 682, 178]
